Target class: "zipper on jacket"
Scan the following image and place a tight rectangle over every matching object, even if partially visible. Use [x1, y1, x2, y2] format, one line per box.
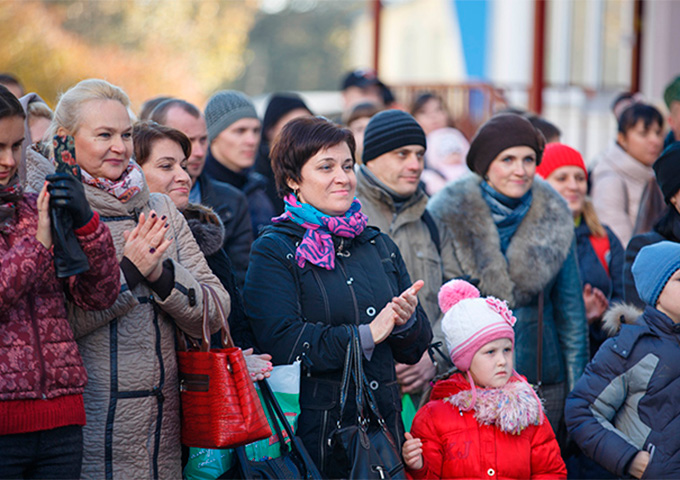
[320, 409, 329, 471]
[336, 260, 360, 325]
[311, 269, 332, 323]
[30, 311, 47, 399]
[388, 212, 398, 235]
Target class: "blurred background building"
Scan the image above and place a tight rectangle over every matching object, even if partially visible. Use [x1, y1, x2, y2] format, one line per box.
[2, 0, 679, 163]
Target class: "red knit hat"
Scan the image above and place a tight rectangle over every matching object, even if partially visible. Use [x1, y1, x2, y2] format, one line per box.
[535, 143, 587, 180]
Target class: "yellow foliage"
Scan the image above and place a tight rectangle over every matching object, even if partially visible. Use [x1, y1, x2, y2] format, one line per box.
[0, 0, 257, 111]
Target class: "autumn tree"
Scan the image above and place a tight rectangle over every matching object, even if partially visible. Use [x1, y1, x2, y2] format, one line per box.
[0, 0, 257, 110]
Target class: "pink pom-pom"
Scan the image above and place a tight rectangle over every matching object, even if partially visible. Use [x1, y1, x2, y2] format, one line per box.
[438, 279, 480, 313]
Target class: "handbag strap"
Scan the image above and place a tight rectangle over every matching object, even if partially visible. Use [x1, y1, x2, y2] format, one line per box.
[176, 283, 234, 352]
[337, 325, 358, 426]
[350, 325, 383, 425]
[258, 379, 290, 454]
[536, 290, 544, 389]
[202, 283, 235, 350]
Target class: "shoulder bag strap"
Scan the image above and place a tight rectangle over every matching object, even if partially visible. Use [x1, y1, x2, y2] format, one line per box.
[336, 325, 355, 427]
[421, 210, 441, 255]
[176, 283, 223, 352]
[536, 290, 544, 390]
[202, 283, 234, 350]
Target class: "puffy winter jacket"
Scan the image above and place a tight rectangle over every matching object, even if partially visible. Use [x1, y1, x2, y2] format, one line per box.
[243, 220, 432, 478]
[408, 373, 566, 479]
[0, 194, 119, 433]
[565, 305, 680, 478]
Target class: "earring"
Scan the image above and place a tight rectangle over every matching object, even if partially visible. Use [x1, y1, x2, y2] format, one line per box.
[293, 188, 299, 197]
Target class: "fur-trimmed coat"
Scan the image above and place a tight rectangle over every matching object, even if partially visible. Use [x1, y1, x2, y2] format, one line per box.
[182, 203, 257, 349]
[428, 175, 588, 389]
[565, 304, 680, 478]
[407, 373, 566, 479]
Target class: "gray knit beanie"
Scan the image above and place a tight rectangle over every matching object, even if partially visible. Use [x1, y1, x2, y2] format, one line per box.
[362, 109, 426, 163]
[204, 90, 259, 143]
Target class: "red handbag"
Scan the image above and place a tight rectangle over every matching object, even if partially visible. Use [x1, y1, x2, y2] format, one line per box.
[177, 284, 271, 449]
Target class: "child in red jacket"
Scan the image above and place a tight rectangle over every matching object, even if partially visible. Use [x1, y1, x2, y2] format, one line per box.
[402, 280, 566, 479]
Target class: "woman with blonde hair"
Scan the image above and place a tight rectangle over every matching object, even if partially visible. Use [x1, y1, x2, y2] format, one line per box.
[27, 78, 229, 479]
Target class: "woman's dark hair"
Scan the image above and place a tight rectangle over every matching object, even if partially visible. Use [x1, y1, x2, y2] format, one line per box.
[410, 92, 442, 115]
[526, 114, 561, 143]
[654, 206, 680, 242]
[270, 116, 355, 197]
[618, 103, 663, 135]
[132, 121, 192, 166]
[0, 85, 25, 120]
[343, 101, 381, 126]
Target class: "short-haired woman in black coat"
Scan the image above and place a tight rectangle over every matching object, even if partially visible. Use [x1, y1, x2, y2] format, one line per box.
[243, 116, 433, 478]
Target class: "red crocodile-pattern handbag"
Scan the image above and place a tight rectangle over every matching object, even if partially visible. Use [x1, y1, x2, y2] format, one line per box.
[177, 284, 271, 449]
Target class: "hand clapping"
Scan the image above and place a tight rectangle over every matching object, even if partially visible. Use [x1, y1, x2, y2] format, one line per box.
[369, 280, 424, 344]
[122, 211, 173, 281]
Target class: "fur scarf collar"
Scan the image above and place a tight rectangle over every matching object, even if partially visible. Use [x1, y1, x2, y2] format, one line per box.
[182, 203, 225, 256]
[428, 174, 574, 307]
[445, 375, 543, 435]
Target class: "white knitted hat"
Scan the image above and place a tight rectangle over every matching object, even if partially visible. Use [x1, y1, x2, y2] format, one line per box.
[439, 279, 516, 371]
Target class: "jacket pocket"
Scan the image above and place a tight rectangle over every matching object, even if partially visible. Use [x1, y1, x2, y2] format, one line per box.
[299, 377, 339, 410]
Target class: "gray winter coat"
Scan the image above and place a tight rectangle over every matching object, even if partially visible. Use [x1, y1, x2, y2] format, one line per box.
[26, 154, 229, 479]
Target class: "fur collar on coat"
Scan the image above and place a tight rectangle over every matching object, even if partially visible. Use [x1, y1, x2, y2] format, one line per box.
[428, 175, 574, 307]
[182, 203, 225, 257]
[432, 373, 543, 435]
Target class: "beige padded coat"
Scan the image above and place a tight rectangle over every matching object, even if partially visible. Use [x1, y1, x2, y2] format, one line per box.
[72, 181, 229, 480]
[25, 151, 230, 480]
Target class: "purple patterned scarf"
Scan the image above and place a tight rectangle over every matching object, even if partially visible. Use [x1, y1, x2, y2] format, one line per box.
[272, 194, 368, 270]
[0, 174, 23, 231]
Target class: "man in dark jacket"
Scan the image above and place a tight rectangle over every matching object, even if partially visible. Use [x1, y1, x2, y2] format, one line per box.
[151, 99, 253, 287]
[203, 90, 275, 237]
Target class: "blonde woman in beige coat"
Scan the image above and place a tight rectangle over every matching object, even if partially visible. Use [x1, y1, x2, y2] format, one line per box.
[29, 79, 229, 480]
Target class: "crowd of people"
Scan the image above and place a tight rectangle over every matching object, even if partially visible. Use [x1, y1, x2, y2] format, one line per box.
[1, 66, 680, 480]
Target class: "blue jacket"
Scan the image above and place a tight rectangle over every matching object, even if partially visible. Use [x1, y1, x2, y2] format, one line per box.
[243, 220, 432, 477]
[565, 305, 680, 478]
[574, 222, 625, 356]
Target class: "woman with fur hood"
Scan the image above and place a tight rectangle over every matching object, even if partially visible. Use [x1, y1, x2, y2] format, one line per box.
[428, 114, 588, 437]
[565, 241, 680, 478]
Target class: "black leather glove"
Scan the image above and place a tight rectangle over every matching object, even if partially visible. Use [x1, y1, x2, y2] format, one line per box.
[46, 172, 94, 230]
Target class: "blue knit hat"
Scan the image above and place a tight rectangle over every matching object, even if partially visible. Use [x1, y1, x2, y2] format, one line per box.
[204, 90, 258, 143]
[632, 241, 680, 306]
[362, 109, 426, 163]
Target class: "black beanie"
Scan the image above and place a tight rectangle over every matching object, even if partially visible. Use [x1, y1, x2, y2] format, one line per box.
[362, 109, 426, 163]
[466, 113, 545, 177]
[263, 93, 311, 141]
[654, 142, 680, 203]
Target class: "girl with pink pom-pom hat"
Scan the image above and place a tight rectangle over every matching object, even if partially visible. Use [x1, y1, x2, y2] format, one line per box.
[402, 279, 566, 479]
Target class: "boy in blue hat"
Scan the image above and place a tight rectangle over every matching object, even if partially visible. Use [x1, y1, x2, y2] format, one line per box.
[565, 241, 680, 478]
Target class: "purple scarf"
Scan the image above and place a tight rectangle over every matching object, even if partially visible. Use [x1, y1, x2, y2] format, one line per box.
[272, 194, 368, 270]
